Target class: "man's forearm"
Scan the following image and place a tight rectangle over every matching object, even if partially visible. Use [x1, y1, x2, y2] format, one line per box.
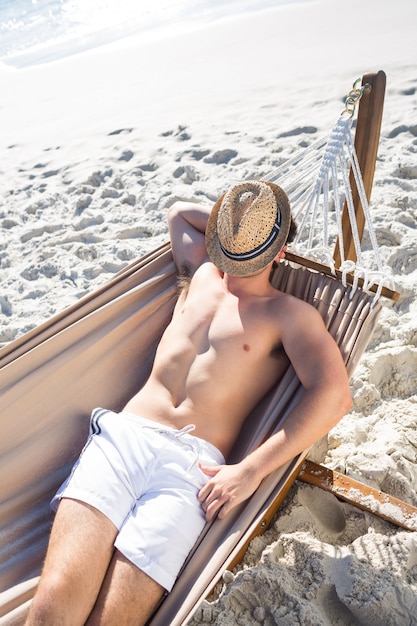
[168, 201, 211, 235]
[241, 384, 352, 484]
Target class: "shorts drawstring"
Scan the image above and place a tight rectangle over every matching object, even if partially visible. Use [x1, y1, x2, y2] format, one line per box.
[173, 424, 197, 437]
[172, 424, 199, 472]
[118, 411, 225, 471]
[141, 423, 201, 472]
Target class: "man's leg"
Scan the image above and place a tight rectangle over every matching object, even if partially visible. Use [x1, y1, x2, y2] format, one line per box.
[25, 498, 118, 626]
[86, 550, 165, 626]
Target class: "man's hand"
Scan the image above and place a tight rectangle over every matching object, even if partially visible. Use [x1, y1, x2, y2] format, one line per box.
[198, 461, 262, 522]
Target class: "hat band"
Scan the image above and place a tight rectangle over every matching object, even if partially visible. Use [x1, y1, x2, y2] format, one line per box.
[219, 209, 282, 262]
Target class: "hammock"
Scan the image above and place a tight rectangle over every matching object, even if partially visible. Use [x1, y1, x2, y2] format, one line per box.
[0, 71, 395, 625]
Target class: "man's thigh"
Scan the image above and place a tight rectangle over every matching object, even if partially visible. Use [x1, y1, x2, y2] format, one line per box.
[39, 499, 118, 620]
[86, 550, 165, 626]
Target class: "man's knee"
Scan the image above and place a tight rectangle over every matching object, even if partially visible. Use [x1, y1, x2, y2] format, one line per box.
[26, 572, 84, 626]
[26, 588, 56, 625]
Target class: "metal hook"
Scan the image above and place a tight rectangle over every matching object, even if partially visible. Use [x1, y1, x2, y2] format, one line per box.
[343, 78, 372, 118]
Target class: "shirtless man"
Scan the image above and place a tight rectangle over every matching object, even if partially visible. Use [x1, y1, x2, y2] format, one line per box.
[26, 180, 351, 626]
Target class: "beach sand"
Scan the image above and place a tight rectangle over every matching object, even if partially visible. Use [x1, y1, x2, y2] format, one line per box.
[1, 0, 417, 623]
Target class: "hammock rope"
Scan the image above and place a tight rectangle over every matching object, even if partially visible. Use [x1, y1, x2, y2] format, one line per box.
[266, 80, 389, 303]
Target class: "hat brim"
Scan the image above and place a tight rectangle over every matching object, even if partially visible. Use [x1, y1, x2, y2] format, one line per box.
[205, 181, 291, 276]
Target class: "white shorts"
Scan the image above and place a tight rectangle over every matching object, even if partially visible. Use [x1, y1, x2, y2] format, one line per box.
[51, 407, 225, 591]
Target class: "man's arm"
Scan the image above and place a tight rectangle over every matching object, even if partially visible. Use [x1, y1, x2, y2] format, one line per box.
[168, 201, 212, 276]
[199, 302, 352, 521]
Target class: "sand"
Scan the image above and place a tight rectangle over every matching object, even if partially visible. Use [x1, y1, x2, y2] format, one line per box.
[1, 0, 417, 623]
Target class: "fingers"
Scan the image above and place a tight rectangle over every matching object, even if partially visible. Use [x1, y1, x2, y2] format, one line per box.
[198, 464, 223, 520]
[198, 469, 233, 522]
[197, 479, 222, 512]
[198, 463, 221, 477]
[200, 488, 229, 522]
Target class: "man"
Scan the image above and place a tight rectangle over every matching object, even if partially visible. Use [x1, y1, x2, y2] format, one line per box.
[26, 180, 351, 626]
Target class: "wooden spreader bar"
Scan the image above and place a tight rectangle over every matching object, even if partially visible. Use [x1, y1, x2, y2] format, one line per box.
[285, 250, 400, 302]
[298, 460, 417, 532]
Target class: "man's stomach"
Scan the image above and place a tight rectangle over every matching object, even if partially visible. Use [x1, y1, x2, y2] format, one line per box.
[122, 380, 242, 458]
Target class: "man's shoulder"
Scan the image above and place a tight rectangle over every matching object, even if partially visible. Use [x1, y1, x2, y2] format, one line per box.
[190, 260, 221, 282]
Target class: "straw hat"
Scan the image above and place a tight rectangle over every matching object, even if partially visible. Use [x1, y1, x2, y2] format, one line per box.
[205, 180, 291, 276]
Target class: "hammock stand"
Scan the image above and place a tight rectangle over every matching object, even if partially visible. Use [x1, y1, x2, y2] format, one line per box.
[0, 71, 399, 626]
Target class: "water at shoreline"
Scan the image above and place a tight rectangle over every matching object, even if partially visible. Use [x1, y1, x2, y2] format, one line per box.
[0, 0, 312, 67]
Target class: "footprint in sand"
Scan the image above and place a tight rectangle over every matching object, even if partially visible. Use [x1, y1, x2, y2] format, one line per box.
[85, 169, 113, 188]
[298, 484, 346, 533]
[160, 125, 191, 141]
[137, 162, 158, 172]
[277, 126, 318, 138]
[203, 149, 237, 165]
[119, 150, 134, 162]
[189, 149, 210, 161]
[41, 169, 60, 179]
[387, 124, 417, 139]
[107, 128, 133, 136]
[173, 165, 199, 184]
[0, 296, 12, 316]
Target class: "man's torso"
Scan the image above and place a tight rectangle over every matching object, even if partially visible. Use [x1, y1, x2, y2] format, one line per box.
[123, 262, 293, 457]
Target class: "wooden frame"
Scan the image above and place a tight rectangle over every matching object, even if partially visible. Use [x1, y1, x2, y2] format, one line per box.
[334, 70, 386, 265]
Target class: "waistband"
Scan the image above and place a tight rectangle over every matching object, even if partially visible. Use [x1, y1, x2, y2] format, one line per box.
[94, 408, 225, 466]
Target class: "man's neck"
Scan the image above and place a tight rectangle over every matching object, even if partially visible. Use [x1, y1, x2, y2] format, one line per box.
[222, 266, 275, 298]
